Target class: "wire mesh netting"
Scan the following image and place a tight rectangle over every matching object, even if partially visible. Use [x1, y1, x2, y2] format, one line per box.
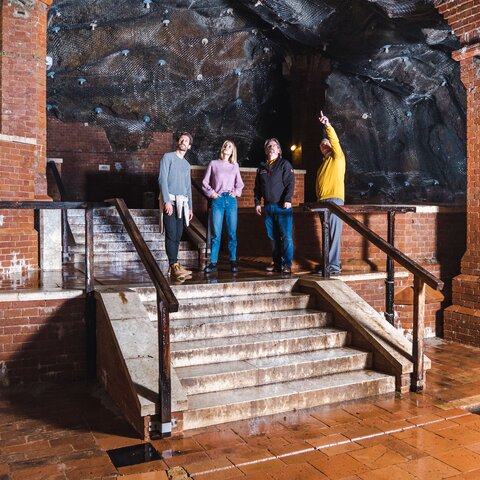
[47, 0, 465, 203]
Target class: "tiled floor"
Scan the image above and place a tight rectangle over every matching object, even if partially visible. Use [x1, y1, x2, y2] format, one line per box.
[2, 339, 480, 479]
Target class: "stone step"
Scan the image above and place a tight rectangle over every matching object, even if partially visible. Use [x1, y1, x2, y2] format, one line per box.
[166, 309, 331, 342]
[67, 208, 159, 218]
[176, 347, 371, 395]
[69, 224, 161, 235]
[68, 215, 159, 225]
[68, 240, 192, 254]
[183, 370, 396, 430]
[70, 232, 162, 242]
[70, 249, 198, 264]
[144, 292, 314, 320]
[171, 327, 349, 367]
[135, 278, 298, 301]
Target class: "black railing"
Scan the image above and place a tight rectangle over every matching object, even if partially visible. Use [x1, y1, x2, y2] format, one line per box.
[303, 202, 443, 392]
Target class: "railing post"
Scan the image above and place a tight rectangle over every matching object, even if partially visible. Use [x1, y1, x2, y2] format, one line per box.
[156, 293, 171, 438]
[62, 210, 69, 262]
[412, 275, 426, 392]
[320, 209, 330, 278]
[85, 206, 96, 379]
[385, 210, 396, 325]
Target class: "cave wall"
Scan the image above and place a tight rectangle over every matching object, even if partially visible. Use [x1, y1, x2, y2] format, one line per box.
[46, 0, 465, 203]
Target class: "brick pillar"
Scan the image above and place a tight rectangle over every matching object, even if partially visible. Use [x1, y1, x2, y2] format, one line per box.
[0, 0, 52, 272]
[436, 1, 480, 345]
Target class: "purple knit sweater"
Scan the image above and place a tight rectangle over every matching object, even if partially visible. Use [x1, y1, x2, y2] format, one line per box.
[201, 159, 244, 198]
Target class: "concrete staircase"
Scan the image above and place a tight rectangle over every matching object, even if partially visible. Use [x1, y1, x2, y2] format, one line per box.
[134, 278, 396, 430]
[66, 208, 201, 265]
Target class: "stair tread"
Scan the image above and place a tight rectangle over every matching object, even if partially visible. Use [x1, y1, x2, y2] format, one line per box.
[187, 370, 394, 410]
[171, 327, 345, 352]
[168, 309, 329, 328]
[175, 347, 369, 379]
[146, 292, 310, 309]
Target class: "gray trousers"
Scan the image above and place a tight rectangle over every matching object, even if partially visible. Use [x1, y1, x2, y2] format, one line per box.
[325, 198, 343, 272]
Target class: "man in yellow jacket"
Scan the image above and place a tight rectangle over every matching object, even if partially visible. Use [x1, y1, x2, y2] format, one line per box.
[315, 111, 345, 275]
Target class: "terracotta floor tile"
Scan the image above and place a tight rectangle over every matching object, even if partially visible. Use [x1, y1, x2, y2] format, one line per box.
[120, 472, 168, 480]
[278, 449, 327, 465]
[226, 446, 275, 465]
[349, 444, 406, 469]
[116, 459, 168, 475]
[162, 451, 210, 469]
[421, 419, 458, 432]
[310, 409, 360, 426]
[393, 427, 461, 455]
[435, 425, 480, 445]
[184, 456, 233, 475]
[358, 464, 417, 479]
[305, 432, 350, 449]
[267, 441, 313, 458]
[193, 430, 246, 451]
[10, 464, 65, 480]
[269, 462, 329, 480]
[308, 452, 368, 479]
[443, 469, 480, 479]
[242, 435, 290, 450]
[396, 455, 461, 479]
[319, 441, 362, 457]
[433, 447, 480, 472]
[342, 404, 390, 420]
[191, 466, 245, 479]
[238, 458, 287, 476]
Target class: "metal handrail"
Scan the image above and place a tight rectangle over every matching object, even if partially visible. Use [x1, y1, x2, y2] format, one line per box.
[304, 201, 444, 392]
[106, 198, 178, 438]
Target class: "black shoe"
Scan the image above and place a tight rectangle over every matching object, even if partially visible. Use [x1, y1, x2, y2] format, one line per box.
[204, 263, 217, 273]
[230, 261, 238, 273]
[266, 262, 281, 272]
[281, 265, 292, 274]
[314, 267, 341, 276]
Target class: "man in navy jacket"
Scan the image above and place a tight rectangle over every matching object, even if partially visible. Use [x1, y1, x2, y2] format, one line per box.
[254, 138, 295, 274]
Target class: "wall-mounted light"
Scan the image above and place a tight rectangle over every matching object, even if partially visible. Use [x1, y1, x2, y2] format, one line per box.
[46, 104, 53, 111]
[196, 74, 203, 81]
[143, 115, 151, 123]
[46, 56, 53, 70]
[226, 8, 233, 15]
[383, 44, 392, 53]
[50, 26, 61, 33]
[47, 71, 55, 78]
[143, 0, 152, 9]
[202, 38, 209, 46]
[234, 67, 242, 76]
[162, 19, 170, 27]
[234, 98, 242, 106]
[290, 145, 297, 152]
[94, 107, 103, 114]
[158, 59, 166, 66]
[121, 49, 130, 56]
[90, 21, 98, 30]
[78, 77, 87, 85]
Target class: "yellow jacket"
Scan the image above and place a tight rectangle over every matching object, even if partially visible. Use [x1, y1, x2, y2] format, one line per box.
[316, 125, 345, 201]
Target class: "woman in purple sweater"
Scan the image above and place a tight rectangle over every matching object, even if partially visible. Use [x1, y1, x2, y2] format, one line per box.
[202, 140, 244, 273]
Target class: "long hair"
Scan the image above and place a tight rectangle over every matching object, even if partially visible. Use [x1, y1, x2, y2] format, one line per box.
[220, 140, 237, 164]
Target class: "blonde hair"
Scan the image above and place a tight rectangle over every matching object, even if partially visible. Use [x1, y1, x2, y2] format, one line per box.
[220, 140, 238, 164]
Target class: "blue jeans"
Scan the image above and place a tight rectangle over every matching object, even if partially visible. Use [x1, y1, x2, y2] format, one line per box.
[210, 193, 238, 263]
[264, 204, 293, 267]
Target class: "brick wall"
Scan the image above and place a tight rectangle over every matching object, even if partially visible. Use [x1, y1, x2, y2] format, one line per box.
[0, 0, 51, 273]
[0, 296, 85, 385]
[436, 1, 480, 346]
[47, 119, 173, 207]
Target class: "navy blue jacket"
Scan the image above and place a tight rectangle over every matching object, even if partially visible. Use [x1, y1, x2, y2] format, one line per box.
[254, 157, 295, 207]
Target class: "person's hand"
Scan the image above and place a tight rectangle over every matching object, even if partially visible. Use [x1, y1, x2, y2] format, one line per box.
[188, 211, 193, 221]
[283, 202, 292, 209]
[319, 110, 331, 127]
[255, 205, 262, 216]
[164, 202, 173, 216]
[212, 193, 220, 199]
[229, 192, 236, 197]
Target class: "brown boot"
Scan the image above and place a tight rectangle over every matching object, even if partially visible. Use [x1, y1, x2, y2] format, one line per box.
[176, 263, 192, 276]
